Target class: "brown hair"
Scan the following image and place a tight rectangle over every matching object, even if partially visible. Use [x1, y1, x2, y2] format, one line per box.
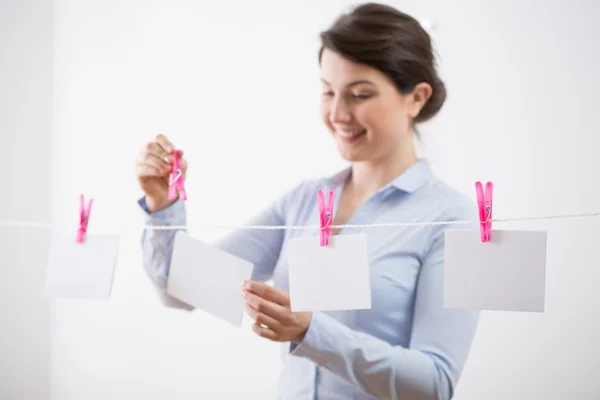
[319, 2, 446, 124]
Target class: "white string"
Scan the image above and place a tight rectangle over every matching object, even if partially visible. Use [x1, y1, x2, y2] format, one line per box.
[0, 221, 54, 228]
[0, 212, 599, 231]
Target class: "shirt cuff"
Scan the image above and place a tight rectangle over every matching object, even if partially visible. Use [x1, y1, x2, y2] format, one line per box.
[138, 196, 186, 226]
[289, 312, 340, 363]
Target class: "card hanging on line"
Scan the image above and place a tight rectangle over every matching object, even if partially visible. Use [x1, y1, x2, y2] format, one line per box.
[288, 233, 372, 312]
[289, 190, 371, 312]
[443, 229, 547, 312]
[443, 181, 547, 312]
[44, 195, 120, 299]
[167, 231, 254, 327]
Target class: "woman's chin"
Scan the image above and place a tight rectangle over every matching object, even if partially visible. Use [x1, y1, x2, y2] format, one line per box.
[334, 134, 370, 160]
[337, 148, 368, 163]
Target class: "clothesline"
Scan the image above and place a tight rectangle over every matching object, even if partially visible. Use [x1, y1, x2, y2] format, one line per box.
[0, 211, 598, 231]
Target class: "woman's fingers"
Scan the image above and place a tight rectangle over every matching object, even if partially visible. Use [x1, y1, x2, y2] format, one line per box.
[180, 157, 188, 175]
[163, 150, 187, 177]
[143, 141, 170, 164]
[252, 322, 278, 340]
[245, 305, 283, 333]
[136, 133, 185, 181]
[163, 149, 184, 165]
[156, 133, 175, 154]
[244, 280, 290, 307]
[243, 291, 291, 323]
[136, 163, 163, 177]
[137, 151, 171, 174]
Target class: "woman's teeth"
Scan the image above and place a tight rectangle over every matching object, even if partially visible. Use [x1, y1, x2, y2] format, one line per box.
[339, 130, 366, 137]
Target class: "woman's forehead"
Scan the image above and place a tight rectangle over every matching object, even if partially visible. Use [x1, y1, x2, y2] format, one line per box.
[320, 50, 383, 86]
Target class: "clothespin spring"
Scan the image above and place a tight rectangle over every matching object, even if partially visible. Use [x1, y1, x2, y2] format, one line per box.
[318, 189, 335, 246]
[475, 181, 493, 242]
[76, 194, 93, 243]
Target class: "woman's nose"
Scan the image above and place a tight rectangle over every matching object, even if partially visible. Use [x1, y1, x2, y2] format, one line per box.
[330, 98, 352, 124]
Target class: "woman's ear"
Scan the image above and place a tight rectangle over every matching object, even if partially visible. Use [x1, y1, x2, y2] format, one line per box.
[408, 82, 432, 119]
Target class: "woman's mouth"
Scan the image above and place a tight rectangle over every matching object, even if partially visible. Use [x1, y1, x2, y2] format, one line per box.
[338, 129, 367, 144]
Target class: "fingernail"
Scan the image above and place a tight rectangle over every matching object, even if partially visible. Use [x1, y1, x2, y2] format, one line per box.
[164, 156, 170, 164]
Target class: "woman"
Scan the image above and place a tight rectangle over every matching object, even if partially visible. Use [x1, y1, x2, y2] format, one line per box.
[135, 3, 480, 399]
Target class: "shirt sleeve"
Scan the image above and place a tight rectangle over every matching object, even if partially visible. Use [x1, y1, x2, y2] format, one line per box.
[139, 188, 290, 309]
[290, 212, 481, 400]
[139, 197, 193, 309]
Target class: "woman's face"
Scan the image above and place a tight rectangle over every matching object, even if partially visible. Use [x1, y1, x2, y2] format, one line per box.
[320, 48, 422, 163]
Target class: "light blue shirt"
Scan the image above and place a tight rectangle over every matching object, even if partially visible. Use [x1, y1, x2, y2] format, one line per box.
[139, 159, 480, 400]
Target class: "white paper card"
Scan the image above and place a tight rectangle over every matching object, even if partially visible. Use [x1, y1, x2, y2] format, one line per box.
[44, 233, 120, 299]
[167, 231, 254, 327]
[288, 233, 371, 312]
[444, 229, 547, 312]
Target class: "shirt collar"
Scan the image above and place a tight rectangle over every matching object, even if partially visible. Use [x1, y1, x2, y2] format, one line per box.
[326, 158, 434, 194]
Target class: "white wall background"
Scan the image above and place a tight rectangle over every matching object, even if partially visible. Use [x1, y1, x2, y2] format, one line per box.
[3, 0, 600, 398]
[1, 0, 53, 398]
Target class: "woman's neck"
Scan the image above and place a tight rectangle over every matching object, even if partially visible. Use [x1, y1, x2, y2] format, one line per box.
[348, 146, 418, 199]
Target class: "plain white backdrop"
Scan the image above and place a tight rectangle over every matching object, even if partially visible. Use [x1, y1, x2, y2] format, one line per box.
[3, 0, 600, 398]
[1, 0, 53, 399]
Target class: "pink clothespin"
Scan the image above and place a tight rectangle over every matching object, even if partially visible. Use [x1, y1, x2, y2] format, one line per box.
[475, 181, 493, 242]
[76, 194, 93, 243]
[168, 150, 187, 201]
[318, 189, 335, 246]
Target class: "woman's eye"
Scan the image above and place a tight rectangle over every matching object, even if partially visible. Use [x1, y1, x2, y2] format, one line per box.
[353, 94, 372, 100]
[322, 91, 334, 97]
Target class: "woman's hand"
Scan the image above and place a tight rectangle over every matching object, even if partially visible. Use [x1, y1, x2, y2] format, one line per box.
[242, 280, 312, 344]
[136, 133, 187, 213]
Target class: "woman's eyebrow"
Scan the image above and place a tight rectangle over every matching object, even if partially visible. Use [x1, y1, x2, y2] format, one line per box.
[321, 78, 377, 88]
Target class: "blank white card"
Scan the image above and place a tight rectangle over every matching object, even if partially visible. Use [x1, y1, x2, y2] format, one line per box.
[288, 233, 371, 312]
[44, 233, 120, 299]
[167, 231, 254, 327]
[444, 229, 547, 312]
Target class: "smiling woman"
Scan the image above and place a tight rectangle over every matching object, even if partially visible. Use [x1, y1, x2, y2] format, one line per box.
[136, 2, 480, 400]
